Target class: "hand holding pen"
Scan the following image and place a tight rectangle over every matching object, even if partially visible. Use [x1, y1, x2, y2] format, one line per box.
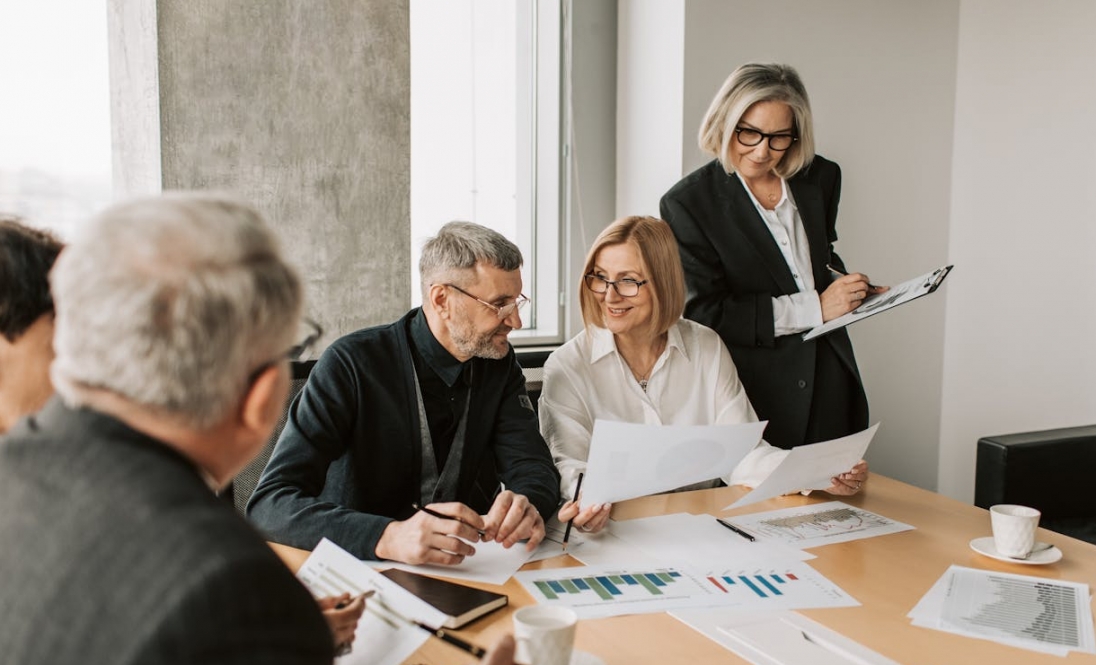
[822, 264, 889, 322]
[373, 502, 486, 566]
[556, 472, 612, 540]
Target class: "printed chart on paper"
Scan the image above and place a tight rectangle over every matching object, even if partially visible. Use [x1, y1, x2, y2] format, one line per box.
[729, 501, 913, 549]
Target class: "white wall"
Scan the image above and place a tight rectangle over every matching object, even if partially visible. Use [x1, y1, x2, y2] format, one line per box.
[615, 0, 684, 217]
[939, 0, 1096, 501]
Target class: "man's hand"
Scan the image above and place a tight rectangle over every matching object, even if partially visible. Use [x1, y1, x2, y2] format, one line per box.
[374, 502, 485, 565]
[482, 490, 545, 551]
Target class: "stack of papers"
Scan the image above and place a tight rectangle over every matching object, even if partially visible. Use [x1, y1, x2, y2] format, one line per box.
[909, 565, 1096, 656]
[725, 501, 914, 550]
[671, 609, 902, 665]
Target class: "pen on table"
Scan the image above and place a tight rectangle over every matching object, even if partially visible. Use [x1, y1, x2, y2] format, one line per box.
[561, 472, 584, 551]
[825, 263, 880, 290]
[370, 593, 488, 658]
[418, 621, 487, 658]
[411, 502, 486, 538]
[716, 518, 756, 542]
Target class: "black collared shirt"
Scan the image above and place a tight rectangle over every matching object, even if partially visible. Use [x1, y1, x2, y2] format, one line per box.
[408, 310, 471, 468]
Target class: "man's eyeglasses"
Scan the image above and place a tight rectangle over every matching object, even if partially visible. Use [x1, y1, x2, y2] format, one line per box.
[444, 283, 530, 320]
[584, 273, 649, 298]
[734, 127, 797, 151]
[247, 317, 323, 384]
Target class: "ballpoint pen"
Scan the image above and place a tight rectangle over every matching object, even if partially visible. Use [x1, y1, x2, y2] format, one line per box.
[370, 593, 488, 658]
[411, 503, 486, 538]
[825, 263, 880, 290]
[561, 472, 584, 551]
[716, 518, 756, 542]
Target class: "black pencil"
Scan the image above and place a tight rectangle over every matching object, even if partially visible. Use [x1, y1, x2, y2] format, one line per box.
[561, 472, 584, 551]
[716, 517, 756, 542]
[417, 621, 487, 658]
[412, 502, 486, 538]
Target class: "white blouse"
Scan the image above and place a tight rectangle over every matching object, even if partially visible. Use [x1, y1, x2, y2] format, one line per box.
[538, 319, 786, 499]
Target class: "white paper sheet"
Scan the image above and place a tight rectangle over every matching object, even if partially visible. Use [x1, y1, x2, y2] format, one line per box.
[726, 501, 914, 550]
[296, 538, 439, 665]
[384, 536, 534, 585]
[582, 419, 767, 506]
[803, 265, 951, 341]
[671, 609, 901, 665]
[725, 424, 878, 510]
[908, 565, 1095, 656]
[604, 512, 814, 566]
[515, 559, 856, 620]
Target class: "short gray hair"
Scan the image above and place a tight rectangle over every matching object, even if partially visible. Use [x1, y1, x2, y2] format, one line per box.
[419, 221, 523, 297]
[698, 63, 816, 179]
[50, 192, 303, 428]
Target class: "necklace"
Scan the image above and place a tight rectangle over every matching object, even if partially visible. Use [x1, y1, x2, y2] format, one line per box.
[621, 336, 666, 393]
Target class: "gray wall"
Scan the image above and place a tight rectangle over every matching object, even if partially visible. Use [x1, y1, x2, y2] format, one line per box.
[109, 0, 410, 345]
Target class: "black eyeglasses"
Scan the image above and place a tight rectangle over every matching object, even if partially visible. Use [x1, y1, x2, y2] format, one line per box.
[584, 273, 649, 298]
[444, 283, 530, 320]
[734, 127, 797, 151]
[247, 317, 323, 384]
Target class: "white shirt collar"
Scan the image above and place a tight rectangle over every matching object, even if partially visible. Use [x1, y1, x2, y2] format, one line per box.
[585, 321, 688, 365]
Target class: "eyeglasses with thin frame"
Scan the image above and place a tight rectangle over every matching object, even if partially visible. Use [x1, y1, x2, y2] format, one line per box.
[247, 317, 323, 384]
[444, 283, 530, 320]
[734, 126, 797, 151]
[584, 273, 649, 298]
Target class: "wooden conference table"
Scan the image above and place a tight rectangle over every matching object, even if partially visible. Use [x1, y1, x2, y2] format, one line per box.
[271, 475, 1096, 664]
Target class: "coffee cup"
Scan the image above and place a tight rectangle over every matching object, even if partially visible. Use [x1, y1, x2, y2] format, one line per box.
[513, 605, 577, 665]
[990, 504, 1040, 558]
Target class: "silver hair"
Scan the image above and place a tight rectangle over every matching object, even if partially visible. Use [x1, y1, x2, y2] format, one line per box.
[419, 221, 523, 297]
[50, 192, 303, 428]
[698, 63, 816, 179]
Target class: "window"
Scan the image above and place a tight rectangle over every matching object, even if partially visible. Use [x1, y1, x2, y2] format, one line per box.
[0, 0, 112, 238]
[409, 0, 562, 344]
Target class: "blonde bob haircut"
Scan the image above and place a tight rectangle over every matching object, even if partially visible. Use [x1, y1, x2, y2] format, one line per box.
[698, 63, 816, 179]
[579, 216, 685, 337]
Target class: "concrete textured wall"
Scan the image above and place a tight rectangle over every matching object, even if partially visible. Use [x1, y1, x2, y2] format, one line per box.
[151, 0, 409, 344]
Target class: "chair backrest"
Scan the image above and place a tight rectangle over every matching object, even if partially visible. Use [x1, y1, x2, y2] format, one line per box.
[975, 424, 1096, 522]
[227, 360, 315, 514]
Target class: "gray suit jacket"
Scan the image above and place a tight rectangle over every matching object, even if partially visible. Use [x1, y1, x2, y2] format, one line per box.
[0, 399, 334, 665]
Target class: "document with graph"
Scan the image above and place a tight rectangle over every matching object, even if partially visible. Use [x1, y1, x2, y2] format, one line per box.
[803, 264, 953, 341]
[724, 501, 914, 550]
[514, 560, 857, 620]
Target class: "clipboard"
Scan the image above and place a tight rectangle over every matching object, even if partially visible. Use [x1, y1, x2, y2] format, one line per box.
[803, 265, 953, 341]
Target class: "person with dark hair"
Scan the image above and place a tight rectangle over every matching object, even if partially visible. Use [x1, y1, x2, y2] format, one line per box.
[0, 217, 63, 433]
[248, 221, 560, 566]
[661, 63, 888, 454]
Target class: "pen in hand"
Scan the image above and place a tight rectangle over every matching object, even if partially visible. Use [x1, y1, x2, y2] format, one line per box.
[826, 263, 880, 291]
[561, 472, 584, 551]
[411, 503, 486, 538]
[716, 518, 756, 542]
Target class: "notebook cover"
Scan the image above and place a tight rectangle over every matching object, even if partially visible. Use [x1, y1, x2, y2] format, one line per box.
[380, 568, 508, 629]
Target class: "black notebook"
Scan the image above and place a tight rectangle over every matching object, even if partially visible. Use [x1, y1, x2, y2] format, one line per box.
[380, 568, 508, 629]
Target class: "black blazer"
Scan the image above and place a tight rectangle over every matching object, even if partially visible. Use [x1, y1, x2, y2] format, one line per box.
[0, 400, 333, 665]
[660, 155, 867, 448]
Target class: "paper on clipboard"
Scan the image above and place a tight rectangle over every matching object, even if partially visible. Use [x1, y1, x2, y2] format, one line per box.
[804, 265, 952, 341]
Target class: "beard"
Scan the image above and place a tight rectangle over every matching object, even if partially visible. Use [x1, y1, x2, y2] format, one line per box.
[450, 318, 512, 360]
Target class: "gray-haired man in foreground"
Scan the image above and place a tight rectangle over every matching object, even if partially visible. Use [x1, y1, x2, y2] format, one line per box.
[0, 195, 515, 664]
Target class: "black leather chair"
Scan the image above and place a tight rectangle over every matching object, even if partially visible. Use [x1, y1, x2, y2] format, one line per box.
[222, 360, 315, 514]
[975, 424, 1096, 544]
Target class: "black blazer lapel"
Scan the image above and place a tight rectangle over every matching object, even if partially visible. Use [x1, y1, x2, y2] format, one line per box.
[789, 175, 833, 288]
[720, 173, 800, 295]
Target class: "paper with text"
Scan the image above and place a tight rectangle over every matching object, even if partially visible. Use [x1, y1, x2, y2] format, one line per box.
[725, 424, 878, 510]
[582, 420, 767, 506]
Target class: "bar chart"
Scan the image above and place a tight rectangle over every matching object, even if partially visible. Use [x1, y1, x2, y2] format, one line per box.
[516, 561, 858, 619]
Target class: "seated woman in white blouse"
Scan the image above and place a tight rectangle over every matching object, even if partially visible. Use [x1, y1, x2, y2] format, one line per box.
[540, 216, 868, 533]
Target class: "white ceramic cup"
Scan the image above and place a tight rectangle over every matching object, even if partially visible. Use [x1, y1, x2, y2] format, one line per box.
[513, 605, 577, 665]
[990, 504, 1040, 558]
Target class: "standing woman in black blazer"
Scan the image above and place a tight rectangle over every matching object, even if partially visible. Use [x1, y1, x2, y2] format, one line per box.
[661, 63, 886, 457]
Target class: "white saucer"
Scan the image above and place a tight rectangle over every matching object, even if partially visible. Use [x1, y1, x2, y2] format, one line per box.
[571, 650, 607, 665]
[970, 536, 1062, 565]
